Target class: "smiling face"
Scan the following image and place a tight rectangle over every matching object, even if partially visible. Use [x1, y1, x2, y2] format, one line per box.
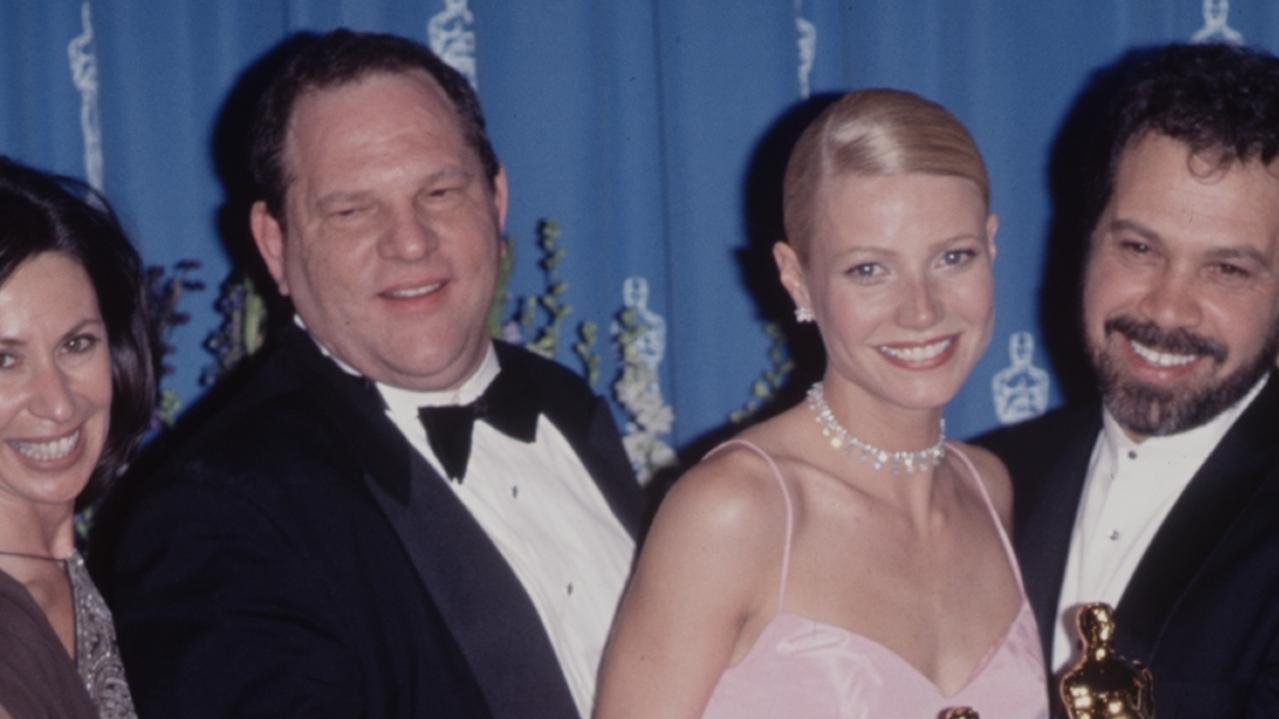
[777, 172, 997, 416]
[1084, 133, 1279, 440]
[0, 252, 111, 516]
[251, 70, 508, 392]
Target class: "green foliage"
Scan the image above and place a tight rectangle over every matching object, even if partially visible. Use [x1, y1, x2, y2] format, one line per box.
[510, 219, 600, 385]
[203, 273, 268, 387]
[145, 260, 205, 426]
[729, 322, 794, 424]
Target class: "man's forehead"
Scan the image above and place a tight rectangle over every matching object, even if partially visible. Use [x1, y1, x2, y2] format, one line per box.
[286, 69, 455, 137]
[278, 69, 468, 195]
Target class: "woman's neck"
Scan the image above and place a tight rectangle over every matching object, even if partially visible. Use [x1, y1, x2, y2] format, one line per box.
[0, 499, 76, 560]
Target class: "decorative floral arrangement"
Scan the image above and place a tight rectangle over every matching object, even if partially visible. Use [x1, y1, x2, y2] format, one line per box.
[145, 260, 204, 427]
[611, 290, 676, 484]
[202, 274, 267, 387]
[728, 322, 793, 424]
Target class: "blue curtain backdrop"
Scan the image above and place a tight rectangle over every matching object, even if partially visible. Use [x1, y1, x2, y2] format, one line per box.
[3, 1, 1275, 480]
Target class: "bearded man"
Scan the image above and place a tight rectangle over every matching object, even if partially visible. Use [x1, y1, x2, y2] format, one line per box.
[981, 43, 1279, 718]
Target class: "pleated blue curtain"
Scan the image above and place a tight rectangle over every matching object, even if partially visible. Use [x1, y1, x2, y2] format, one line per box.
[4, 1, 1278, 477]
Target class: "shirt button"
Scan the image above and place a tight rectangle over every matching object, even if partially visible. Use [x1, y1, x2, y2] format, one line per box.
[1127, 450, 1137, 460]
[1108, 529, 1121, 541]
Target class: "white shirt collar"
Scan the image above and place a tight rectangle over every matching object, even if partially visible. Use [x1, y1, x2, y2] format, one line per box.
[376, 343, 500, 416]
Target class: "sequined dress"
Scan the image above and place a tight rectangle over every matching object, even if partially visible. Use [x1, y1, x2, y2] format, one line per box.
[67, 552, 137, 718]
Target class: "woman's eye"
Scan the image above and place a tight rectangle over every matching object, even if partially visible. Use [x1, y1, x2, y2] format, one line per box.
[941, 249, 977, 266]
[63, 334, 100, 354]
[0, 353, 15, 370]
[846, 263, 882, 279]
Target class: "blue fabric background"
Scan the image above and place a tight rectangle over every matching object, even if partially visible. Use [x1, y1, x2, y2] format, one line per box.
[3, 1, 1274, 474]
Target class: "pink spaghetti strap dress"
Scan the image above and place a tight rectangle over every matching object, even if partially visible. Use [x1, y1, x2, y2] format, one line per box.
[699, 440, 1049, 719]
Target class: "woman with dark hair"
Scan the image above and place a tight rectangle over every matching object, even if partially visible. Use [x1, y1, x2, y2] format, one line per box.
[0, 156, 151, 718]
[596, 91, 1048, 718]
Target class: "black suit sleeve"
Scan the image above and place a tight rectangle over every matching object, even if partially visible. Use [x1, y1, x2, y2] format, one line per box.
[110, 470, 366, 718]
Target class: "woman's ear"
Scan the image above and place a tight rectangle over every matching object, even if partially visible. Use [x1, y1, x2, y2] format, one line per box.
[773, 241, 813, 314]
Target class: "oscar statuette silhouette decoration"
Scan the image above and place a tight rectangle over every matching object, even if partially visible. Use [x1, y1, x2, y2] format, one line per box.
[1059, 603, 1154, 718]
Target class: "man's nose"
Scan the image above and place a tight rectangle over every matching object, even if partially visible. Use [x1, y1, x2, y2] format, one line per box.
[380, 208, 439, 260]
[1138, 267, 1202, 329]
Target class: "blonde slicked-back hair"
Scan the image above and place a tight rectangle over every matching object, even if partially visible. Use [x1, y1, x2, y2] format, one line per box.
[782, 88, 990, 261]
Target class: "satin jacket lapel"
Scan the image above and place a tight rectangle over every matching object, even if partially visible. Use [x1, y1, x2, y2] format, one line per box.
[289, 332, 577, 719]
[1115, 375, 1279, 663]
[1014, 406, 1101, 661]
[495, 343, 646, 539]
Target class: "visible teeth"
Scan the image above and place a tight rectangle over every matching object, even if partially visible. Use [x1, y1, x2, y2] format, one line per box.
[387, 282, 442, 299]
[1130, 339, 1197, 368]
[880, 338, 952, 362]
[11, 430, 79, 462]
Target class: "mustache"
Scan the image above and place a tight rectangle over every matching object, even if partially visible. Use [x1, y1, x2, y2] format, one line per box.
[1104, 316, 1228, 364]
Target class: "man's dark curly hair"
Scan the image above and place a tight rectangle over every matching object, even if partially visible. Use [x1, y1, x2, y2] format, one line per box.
[248, 28, 500, 226]
[1099, 43, 1279, 211]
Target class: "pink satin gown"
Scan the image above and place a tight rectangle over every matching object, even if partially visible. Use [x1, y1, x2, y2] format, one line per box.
[699, 441, 1049, 719]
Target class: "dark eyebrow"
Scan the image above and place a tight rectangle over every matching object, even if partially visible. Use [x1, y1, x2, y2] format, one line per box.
[62, 318, 106, 337]
[1205, 245, 1270, 267]
[1103, 218, 1162, 243]
[0, 318, 105, 347]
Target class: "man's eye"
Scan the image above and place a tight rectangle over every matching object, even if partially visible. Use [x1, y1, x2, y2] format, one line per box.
[0, 353, 15, 370]
[1212, 262, 1253, 282]
[330, 205, 370, 220]
[1118, 239, 1151, 255]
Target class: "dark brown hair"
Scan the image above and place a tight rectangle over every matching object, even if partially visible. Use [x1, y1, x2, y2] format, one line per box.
[0, 156, 156, 506]
[249, 28, 500, 225]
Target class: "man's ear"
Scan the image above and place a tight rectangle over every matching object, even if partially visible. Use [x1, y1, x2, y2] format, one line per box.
[773, 241, 813, 314]
[250, 201, 290, 297]
[494, 166, 510, 235]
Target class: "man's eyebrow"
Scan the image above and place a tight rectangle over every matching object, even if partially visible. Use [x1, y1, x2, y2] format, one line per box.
[1103, 218, 1162, 243]
[1205, 245, 1269, 266]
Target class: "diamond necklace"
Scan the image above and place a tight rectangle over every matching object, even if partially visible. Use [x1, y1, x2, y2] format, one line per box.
[806, 382, 946, 474]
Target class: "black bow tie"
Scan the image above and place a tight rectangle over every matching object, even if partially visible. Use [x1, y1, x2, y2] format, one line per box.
[417, 368, 539, 482]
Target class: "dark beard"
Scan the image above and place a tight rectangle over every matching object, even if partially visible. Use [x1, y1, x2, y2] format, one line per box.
[1093, 316, 1279, 436]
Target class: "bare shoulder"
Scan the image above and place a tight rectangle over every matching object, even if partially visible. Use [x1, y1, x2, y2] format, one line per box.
[950, 441, 1013, 532]
[656, 440, 790, 549]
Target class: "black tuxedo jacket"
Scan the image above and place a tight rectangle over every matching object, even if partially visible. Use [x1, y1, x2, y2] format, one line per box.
[103, 327, 645, 718]
[978, 375, 1279, 718]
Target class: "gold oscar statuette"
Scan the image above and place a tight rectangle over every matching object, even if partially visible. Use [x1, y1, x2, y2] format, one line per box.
[1058, 602, 1155, 718]
[941, 707, 979, 719]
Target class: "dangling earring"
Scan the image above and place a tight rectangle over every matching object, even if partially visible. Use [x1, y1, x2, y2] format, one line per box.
[795, 306, 815, 323]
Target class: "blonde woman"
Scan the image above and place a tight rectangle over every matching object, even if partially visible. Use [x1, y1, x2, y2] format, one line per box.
[596, 90, 1048, 718]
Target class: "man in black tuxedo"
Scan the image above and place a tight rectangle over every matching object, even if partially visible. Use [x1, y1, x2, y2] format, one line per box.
[981, 44, 1279, 717]
[106, 30, 644, 718]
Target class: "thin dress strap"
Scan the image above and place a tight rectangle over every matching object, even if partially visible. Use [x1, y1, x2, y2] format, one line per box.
[946, 443, 1026, 593]
[706, 439, 795, 610]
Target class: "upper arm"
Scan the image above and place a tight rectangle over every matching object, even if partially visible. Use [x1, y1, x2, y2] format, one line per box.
[109, 468, 364, 718]
[955, 442, 1014, 534]
[594, 451, 785, 719]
